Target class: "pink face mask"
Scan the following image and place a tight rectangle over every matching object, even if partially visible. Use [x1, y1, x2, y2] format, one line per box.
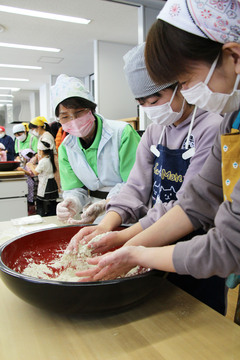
[62, 111, 95, 137]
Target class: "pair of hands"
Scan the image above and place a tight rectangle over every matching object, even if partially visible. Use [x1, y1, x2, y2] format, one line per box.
[65, 224, 136, 281]
[76, 246, 141, 282]
[57, 198, 107, 224]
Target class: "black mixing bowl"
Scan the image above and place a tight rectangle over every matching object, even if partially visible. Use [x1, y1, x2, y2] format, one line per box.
[0, 225, 164, 314]
[0, 161, 20, 171]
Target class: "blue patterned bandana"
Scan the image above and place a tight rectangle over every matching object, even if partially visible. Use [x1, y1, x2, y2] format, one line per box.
[158, 0, 240, 44]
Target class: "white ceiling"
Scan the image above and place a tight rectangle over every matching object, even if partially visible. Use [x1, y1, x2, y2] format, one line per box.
[0, 0, 141, 93]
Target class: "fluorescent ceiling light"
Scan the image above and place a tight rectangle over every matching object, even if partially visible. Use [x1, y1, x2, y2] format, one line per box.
[0, 63, 42, 70]
[0, 100, 13, 103]
[0, 94, 14, 97]
[0, 77, 29, 82]
[0, 42, 60, 52]
[0, 87, 20, 91]
[0, 5, 91, 24]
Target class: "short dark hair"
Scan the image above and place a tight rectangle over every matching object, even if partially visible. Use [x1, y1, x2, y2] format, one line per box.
[29, 122, 52, 135]
[136, 83, 177, 104]
[55, 96, 97, 117]
[145, 20, 223, 85]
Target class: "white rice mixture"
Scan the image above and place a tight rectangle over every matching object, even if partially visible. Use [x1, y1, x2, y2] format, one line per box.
[21, 232, 145, 282]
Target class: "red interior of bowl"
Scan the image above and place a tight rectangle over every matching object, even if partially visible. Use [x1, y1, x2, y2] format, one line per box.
[1, 226, 79, 274]
[1, 226, 124, 278]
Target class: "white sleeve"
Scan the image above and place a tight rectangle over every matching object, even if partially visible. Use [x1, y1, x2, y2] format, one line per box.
[35, 160, 45, 174]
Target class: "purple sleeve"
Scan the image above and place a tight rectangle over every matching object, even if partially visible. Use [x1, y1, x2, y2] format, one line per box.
[173, 112, 240, 278]
[173, 179, 240, 278]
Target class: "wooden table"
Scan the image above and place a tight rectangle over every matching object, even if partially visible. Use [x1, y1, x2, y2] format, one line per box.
[0, 217, 240, 360]
[0, 170, 25, 177]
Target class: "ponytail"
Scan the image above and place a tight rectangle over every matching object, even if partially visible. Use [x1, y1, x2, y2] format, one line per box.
[40, 140, 57, 173]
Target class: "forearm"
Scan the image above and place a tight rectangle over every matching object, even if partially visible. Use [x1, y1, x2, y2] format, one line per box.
[99, 211, 123, 231]
[99, 211, 144, 238]
[27, 163, 38, 175]
[132, 245, 176, 272]
[126, 205, 194, 247]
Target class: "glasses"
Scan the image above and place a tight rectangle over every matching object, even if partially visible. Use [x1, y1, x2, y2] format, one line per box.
[58, 108, 89, 123]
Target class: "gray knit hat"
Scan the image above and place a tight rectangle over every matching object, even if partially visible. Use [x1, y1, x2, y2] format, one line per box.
[123, 42, 175, 99]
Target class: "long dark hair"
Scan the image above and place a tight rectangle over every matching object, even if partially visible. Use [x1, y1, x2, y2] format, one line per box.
[40, 140, 56, 173]
[145, 20, 222, 85]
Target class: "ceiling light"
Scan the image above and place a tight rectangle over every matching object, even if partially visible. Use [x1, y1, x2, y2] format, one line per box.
[0, 5, 91, 24]
[0, 94, 14, 97]
[0, 42, 61, 52]
[0, 100, 13, 103]
[0, 77, 29, 81]
[0, 87, 20, 91]
[0, 64, 42, 70]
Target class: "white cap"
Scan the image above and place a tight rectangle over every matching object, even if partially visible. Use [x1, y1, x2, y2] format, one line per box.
[38, 139, 54, 151]
[158, 0, 240, 44]
[13, 123, 25, 134]
[51, 74, 96, 114]
[123, 43, 175, 98]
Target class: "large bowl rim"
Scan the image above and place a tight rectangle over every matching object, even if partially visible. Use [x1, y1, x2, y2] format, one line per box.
[0, 161, 20, 164]
[0, 225, 160, 287]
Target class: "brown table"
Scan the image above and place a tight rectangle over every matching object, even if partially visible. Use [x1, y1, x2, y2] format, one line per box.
[0, 170, 25, 177]
[0, 217, 240, 359]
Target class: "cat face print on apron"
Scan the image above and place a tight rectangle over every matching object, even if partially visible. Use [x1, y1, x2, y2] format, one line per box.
[221, 111, 240, 290]
[151, 106, 197, 205]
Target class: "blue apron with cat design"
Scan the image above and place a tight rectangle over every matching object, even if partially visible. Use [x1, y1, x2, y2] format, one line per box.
[152, 144, 191, 205]
[151, 106, 197, 205]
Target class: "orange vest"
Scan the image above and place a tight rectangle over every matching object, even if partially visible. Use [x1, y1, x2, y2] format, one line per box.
[55, 127, 67, 151]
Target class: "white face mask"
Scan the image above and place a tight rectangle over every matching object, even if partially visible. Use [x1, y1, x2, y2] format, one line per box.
[142, 85, 185, 126]
[0, 132, 5, 138]
[17, 133, 27, 142]
[31, 129, 39, 137]
[180, 55, 240, 114]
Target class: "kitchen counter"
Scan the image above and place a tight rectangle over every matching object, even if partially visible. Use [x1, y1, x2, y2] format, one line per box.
[0, 216, 240, 360]
[0, 172, 28, 220]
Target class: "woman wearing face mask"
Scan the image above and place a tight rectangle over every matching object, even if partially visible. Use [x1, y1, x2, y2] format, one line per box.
[75, 0, 240, 320]
[68, 42, 222, 248]
[0, 126, 15, 161]
[13, 123, 38, 158]
[51, 74, 140, 224]
[69, 43, 225, 313]
[29, 116, 55, 149]
[29, 116, 60, 192]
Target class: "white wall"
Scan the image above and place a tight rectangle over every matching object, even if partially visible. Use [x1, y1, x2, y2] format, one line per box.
[94, 40, 138, 120]
[138, 4, 165, 130]
[39, 82, 51, 121]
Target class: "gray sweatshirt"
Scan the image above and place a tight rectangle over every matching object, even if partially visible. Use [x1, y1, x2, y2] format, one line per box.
[107, 108, 222, 229]
[173, 109, 240, 279]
